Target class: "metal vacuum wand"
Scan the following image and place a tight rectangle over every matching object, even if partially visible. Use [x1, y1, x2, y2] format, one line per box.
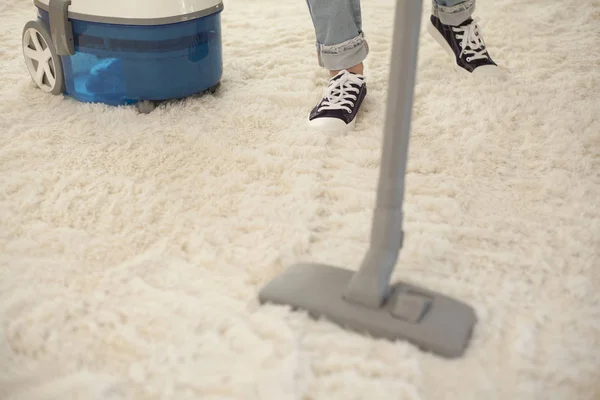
[343, 0, 423, 308]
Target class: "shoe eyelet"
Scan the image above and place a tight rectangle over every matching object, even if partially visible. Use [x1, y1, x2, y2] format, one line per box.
[466, 57, 472, 62]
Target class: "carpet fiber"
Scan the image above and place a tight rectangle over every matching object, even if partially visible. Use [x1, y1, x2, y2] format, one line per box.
[1, 0, 599, 399]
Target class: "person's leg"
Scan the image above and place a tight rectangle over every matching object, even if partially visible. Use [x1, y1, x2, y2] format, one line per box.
[433, 0, 475, 26]
[428, 0, 501, 76]
[305, 0, 369, 132]
[306, 0, 368, 75]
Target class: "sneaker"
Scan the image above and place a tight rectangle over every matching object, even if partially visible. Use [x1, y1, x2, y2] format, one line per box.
[427, 15, 501, 77]
[308, 70, 367, 132]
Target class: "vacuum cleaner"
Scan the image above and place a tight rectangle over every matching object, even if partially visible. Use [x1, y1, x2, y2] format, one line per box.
[259, 0, 478, 359]
[21, 0, 224, 113]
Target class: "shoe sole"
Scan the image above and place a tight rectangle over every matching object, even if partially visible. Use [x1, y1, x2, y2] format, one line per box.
[307, 116, 357, 134]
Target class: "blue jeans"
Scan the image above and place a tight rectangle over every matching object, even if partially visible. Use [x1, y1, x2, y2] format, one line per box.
[306, 0, 476, 70]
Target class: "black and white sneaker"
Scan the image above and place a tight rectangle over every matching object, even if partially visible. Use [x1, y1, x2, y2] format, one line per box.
[308, 70, 367, 132]
[427, 15, 502, 77]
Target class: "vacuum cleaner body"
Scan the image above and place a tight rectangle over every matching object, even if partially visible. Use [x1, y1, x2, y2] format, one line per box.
[23, 0, 223, 112]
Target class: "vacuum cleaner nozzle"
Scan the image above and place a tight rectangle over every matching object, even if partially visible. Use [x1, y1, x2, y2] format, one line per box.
[258, 263, 477, 358]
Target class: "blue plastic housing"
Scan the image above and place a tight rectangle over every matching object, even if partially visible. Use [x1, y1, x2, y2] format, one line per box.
[38, 8, 222, 106]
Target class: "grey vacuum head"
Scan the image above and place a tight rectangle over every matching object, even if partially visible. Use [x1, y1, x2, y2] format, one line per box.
[258, 0, 477, 359]
[259, 263, 476, 358]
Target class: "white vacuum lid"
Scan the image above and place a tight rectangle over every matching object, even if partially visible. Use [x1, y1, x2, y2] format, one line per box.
[34, 0, 223, 24]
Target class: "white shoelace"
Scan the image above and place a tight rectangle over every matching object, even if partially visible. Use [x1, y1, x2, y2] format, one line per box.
[452, 17, 489, 62]
[318, 71, 365, 114]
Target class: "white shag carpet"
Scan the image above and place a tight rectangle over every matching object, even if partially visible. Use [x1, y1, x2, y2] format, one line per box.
[1, 0, 599, 399]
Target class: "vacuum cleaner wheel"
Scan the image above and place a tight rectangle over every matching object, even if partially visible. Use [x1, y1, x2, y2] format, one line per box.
[136, 100, 156, 114]
[22, 20, 65, 95]
[206, 81, 221, 94]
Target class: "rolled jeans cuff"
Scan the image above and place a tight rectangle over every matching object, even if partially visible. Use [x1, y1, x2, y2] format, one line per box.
[432, 0, 475, 26]
[315, 32, 369, 71]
